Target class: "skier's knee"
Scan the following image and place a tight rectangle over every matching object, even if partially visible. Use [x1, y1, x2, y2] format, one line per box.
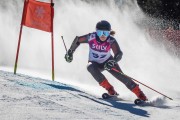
[126, 81, 137, 90]
[87, 63, 96, 73]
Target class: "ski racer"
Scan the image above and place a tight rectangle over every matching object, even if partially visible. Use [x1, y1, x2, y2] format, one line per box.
[65, 20, 147, 101]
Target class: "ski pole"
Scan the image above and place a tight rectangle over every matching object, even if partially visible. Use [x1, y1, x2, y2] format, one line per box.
[61, 36, 68, 52]
[112, 68, 173, 100]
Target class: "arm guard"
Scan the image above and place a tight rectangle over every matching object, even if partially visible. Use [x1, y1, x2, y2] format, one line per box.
[111, 40, 123, 62]
[69, 34, 89, 52]
[69, 36, 80, 52]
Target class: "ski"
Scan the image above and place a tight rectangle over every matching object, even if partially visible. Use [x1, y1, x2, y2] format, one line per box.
[134, 99, 146, 105]
[134, 99, 155, 106]
[101, 93, 124, 101]
[102, 93, 120, 99]
[102, 93, 154, 106]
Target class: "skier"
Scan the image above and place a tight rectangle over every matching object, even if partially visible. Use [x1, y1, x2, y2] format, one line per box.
[65, 20, 147, 101]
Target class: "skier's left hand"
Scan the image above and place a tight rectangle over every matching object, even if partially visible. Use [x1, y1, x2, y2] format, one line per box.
[65, 49, 73, 63]
[104, 60, 117, 71]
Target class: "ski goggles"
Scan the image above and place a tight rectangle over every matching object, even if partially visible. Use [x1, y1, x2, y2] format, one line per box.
[96, 30, 110, 37]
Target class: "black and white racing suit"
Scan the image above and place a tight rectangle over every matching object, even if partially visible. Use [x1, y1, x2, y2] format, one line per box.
[69, 32, 138, 91]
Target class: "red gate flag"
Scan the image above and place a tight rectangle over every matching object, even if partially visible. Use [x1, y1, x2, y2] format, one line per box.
[22, 0, 54, 32]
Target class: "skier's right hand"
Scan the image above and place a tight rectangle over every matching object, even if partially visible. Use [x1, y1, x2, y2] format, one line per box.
[104, 60, 116, 71]
[65, 49, 73, 63]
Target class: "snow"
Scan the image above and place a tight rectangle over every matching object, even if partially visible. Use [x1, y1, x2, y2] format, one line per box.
[0, 70, 180, 120]
[1, 0, 180, 119]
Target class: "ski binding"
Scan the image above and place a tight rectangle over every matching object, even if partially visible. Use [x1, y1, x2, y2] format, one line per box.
[134, 99, 146, 105]
[102, 93, 119, 99]
[134, 99, 154, 106]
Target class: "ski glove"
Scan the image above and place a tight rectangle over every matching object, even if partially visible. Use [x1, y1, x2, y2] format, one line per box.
[104, 60, 117, 71]
[65, 49, 73, 63]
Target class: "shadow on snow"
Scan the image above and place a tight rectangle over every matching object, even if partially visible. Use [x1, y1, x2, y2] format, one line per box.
[79, 94, 150, 117]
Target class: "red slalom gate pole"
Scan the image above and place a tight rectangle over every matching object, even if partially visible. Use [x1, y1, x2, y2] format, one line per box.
[112, 68, 173, 100]
[14, 0, 27, 74]
[14, 25, 23, 74]
[51, 0, 54, 81]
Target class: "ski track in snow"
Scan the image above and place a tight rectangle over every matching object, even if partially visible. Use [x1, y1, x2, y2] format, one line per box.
[0, 70, 180, 120]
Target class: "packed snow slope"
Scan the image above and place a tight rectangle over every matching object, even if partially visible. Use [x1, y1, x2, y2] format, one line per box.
[0, 0, 180, 119]
[0, 70, 180, 120]
[0, 0, 180, 100]
[1, 0, 180, 99]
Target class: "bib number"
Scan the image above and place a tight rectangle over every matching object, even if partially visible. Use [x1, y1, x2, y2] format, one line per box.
[92, 53, 106, 59]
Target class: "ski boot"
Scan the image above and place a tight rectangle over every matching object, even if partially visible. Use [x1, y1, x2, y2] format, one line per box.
[132, 85, 148, 101]
[100, 79, 118, 95]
